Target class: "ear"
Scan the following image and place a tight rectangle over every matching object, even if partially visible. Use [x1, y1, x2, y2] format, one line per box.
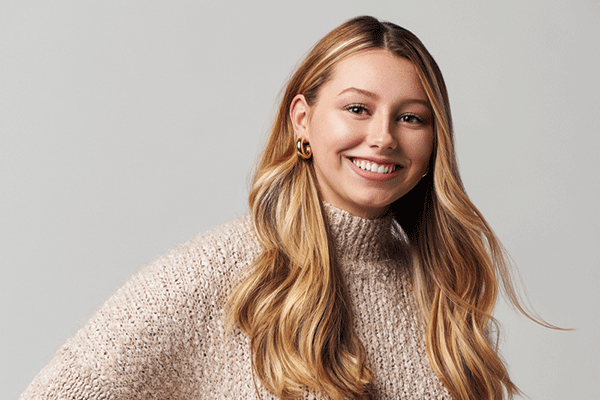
[290, 94, 311, 141]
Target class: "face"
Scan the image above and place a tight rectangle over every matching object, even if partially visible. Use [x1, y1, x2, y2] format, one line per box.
[291, 49, 434, 218]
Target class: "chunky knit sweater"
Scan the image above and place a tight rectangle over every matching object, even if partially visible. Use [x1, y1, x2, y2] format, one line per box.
[20, 205, 452, 399]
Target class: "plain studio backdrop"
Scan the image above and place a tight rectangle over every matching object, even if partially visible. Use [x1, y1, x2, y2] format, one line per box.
[1, 1, 598, 398]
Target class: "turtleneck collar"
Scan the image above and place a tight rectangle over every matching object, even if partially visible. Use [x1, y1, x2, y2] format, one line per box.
[323, 202, 406, 264]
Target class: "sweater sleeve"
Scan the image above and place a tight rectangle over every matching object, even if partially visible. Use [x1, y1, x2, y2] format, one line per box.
[17, 216, 258, 400]
[18, 255, 207, 400]
[19, 217, 259, 400]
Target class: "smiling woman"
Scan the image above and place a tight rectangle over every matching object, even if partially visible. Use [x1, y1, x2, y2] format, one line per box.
[20, 15, 547, 400]
[290, 50, 434, 218]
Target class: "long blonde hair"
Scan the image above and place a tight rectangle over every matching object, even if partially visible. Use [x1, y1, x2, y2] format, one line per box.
[228, 15, 537, 400]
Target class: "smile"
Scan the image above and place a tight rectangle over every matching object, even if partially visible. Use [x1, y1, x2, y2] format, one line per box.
[352, 158, 398, 174]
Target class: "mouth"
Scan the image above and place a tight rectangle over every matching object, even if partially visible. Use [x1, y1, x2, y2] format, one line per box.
[351, 158, 399, 174]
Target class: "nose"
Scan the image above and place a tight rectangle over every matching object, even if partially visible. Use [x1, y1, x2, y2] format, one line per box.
[366, 114, 397, 150]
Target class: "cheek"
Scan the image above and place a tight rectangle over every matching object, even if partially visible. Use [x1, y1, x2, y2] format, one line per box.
[310, 112, 363, 150]
[401, 132, 434, 164]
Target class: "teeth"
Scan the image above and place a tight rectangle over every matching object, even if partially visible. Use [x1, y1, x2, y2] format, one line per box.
[352, 159, 397, 174]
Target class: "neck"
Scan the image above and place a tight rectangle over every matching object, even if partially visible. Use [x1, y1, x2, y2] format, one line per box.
[323, 203, 405, 264]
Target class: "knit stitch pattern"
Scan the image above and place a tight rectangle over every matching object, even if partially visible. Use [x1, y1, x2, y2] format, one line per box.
[19, 205, 452, 399]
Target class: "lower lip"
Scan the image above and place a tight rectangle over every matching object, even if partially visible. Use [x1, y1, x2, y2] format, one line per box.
[347, 158, 402, 182]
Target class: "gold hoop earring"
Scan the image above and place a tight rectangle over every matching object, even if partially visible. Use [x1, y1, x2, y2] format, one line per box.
[296, 137, 312, 160]
[422, 166, 429, 178]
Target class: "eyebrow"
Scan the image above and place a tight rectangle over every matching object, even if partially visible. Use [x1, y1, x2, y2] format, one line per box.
[337, 87, 430, 107]
[338, 87, 379, 99]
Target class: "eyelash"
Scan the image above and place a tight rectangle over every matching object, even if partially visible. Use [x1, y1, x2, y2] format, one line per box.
[345, 103, 370, 115]
[345, 103, 425, 124]
[398, 113, 425, 124]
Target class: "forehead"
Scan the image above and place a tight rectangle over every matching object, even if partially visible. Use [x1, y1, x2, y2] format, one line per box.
[320, 49, 428, 101]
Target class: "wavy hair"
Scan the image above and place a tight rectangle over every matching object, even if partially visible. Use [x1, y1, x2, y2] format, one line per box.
[227, 15, 541, 400]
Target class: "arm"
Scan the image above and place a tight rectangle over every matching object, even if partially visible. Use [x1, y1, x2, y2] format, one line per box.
[19, 259, 203, 400]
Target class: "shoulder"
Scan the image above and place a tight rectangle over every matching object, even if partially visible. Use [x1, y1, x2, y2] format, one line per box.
[184, 214, 258, 266]
[135, 215, 260, 303]
[169, 214, 259, 277]
[19, 216, 261, 399]
[81, 215, 261, 334]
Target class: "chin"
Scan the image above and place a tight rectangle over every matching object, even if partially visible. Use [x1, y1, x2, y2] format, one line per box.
[348, 200, 392, 218]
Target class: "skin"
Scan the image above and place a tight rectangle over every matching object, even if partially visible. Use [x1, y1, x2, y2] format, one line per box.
[290, 49, 434, 218]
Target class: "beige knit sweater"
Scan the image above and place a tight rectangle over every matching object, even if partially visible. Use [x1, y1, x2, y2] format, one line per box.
[20, 205, 452, 399]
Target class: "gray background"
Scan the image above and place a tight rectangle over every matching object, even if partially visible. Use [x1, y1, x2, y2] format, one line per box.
[1, 1, 598, 398]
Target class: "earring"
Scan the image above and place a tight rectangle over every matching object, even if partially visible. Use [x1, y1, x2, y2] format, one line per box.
[296, 137, 312, 160]
[422, 166, 429, 178]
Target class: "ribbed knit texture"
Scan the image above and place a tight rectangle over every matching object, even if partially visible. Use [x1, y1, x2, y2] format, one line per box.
[19, 205, 452, 399]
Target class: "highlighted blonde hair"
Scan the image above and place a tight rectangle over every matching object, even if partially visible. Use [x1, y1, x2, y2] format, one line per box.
[228, 15, 542, 400]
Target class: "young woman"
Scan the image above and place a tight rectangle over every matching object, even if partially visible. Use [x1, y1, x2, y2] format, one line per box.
[21, 16, 536, 400]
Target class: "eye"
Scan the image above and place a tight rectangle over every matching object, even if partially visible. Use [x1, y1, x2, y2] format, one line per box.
[345, 103, 370, 115]
[398, 113, 425, 124]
